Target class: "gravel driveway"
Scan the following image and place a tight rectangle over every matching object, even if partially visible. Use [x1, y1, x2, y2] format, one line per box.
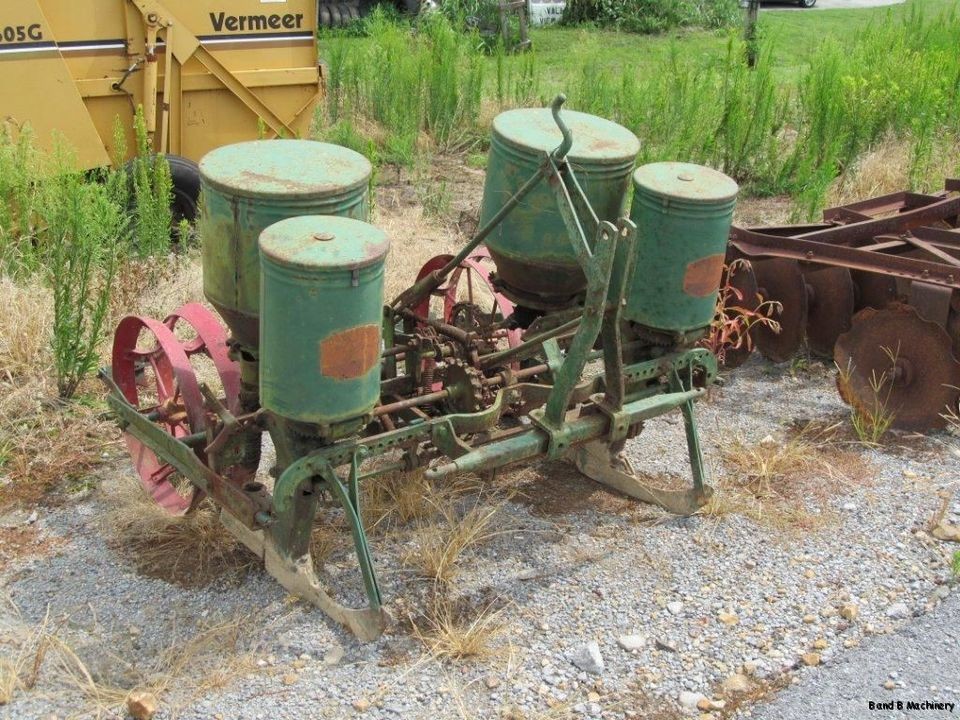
[1, 359, 958, 720]
[752, 592, 960, 719]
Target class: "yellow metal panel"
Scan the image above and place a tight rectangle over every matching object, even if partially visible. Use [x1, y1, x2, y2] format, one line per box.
[3, 0, 323, 169]
[0, 0, 110, 168]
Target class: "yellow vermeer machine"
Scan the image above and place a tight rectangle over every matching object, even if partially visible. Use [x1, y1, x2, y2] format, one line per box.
[0, 0, 324, 217]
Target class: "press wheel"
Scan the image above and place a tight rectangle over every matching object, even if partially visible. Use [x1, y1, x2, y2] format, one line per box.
[804, 266, 855, 357]
[414, 248, 522, 350]
[754, 259, 807, 363]
[834, 304, 960, 431]
[112, 314, 209, 514]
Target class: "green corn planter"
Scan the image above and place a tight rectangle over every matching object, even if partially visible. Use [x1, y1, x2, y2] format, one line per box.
[199, 140, 372, 352]
[480, 108, 640, 306]
[626, 162, 739, 333]
[259, 215, 390, 433]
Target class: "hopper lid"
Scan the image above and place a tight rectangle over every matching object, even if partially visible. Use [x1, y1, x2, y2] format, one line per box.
[200, 140, 372, 199]
[492, 108, 640, 165]
[633, 162, 739, 203]
[259, 215, 389, 271]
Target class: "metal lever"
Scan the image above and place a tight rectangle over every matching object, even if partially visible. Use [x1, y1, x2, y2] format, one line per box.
[550, 93, 573, 161]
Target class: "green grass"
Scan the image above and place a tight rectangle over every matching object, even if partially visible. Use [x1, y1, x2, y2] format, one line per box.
[317, 0, 960, 217]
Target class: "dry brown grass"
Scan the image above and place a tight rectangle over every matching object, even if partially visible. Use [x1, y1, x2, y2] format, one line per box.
[402, 495, 505, 583]
[0, 277, 114, 513]
[103, 474, 253, 587]
[827, 137, 912, 207]
[0, 602, 51, 706]
[0, 387, 112, 512]
[0, 276, 52, 380]
[411, 596, 507, 661]
[111, 251, 203, 323]
[827, 135, 960, 207]
[375, 204, 460, 300]
[361, 469, 478, 533]
[705, 422, 871, 529]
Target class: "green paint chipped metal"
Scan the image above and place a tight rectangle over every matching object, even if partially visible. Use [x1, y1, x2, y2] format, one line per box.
[259, 216, 389, 429]
[626, 162, 739, 333]
[200, 140, 372, 350]
[480, 108, 639, 305]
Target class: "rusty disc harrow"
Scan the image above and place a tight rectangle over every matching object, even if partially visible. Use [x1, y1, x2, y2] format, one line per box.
[834, 304, 960, 431]
[851, 270, 899, 312]
[754, 258, 807, 363]
[803, 266, 855, 357]
[111, 303, 240, 514]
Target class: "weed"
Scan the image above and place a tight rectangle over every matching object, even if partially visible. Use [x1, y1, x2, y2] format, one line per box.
[41, 149, 126, 399]
[411, 594, 507, 661]
[708, 421, 870, 527]
[562, 0, 739, 34]
[952, 550, 960, 578]
[417, 175, 453, 219]
[702, 259, 780, 366]
[361, 469, 469, 532]
[836, 349, 897, 445]
[403, 495, 503, 583]
[131, 106, 173, 255]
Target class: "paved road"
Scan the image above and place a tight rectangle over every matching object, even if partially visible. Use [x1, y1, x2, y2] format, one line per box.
[763, 0, 904, 10]
[752, 590, 960, 719]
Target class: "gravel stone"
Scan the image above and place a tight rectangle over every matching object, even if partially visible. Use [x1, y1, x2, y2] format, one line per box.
[567, 642, 604, 675]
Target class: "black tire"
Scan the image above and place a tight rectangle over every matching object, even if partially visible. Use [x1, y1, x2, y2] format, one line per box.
[167, 154, 201, 225]
[798, 0, 817, 7]
[125, 154, 200, 244]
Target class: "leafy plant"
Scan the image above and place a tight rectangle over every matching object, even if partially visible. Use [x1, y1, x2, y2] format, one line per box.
[700, 259, 781, 366]
[40, 148, 127, 399]
[0, 122, 40, 275]
[562, 0, 739, 34]
[130, 107, 173, 255]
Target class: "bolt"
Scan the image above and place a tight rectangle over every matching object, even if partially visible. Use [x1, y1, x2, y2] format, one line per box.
[313, 232, 335, 242]
[678, 173, 694, 182]
[147, 12, 159, 23]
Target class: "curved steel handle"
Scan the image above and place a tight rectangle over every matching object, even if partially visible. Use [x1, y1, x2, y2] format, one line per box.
[550, 94, 573, 161]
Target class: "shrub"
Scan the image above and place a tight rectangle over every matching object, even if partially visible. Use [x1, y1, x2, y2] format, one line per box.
[562, 0, 740, 34]
[39, 148, 128, 399]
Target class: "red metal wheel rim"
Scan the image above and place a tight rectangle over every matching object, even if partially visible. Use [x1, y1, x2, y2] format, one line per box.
[413, 249, 522, 349]
[112, 315, 209, 514]
[164, 303, 241, 414]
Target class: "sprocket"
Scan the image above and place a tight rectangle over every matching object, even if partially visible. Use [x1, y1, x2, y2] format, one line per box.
[442, 359, 487, 414]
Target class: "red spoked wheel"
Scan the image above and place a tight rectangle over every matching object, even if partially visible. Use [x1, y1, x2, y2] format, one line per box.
[111, 304, 238, 514]
[413, 248, 522, 350]
[163, 303, 240, 413]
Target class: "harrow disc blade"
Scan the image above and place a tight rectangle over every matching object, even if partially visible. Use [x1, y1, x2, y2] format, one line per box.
[804, 266, 854, 357]
[720, 259, 759, 369]
[834, 304, 960, 431]
[851, 270, 899, 311]
[754, 259, 807, 363]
